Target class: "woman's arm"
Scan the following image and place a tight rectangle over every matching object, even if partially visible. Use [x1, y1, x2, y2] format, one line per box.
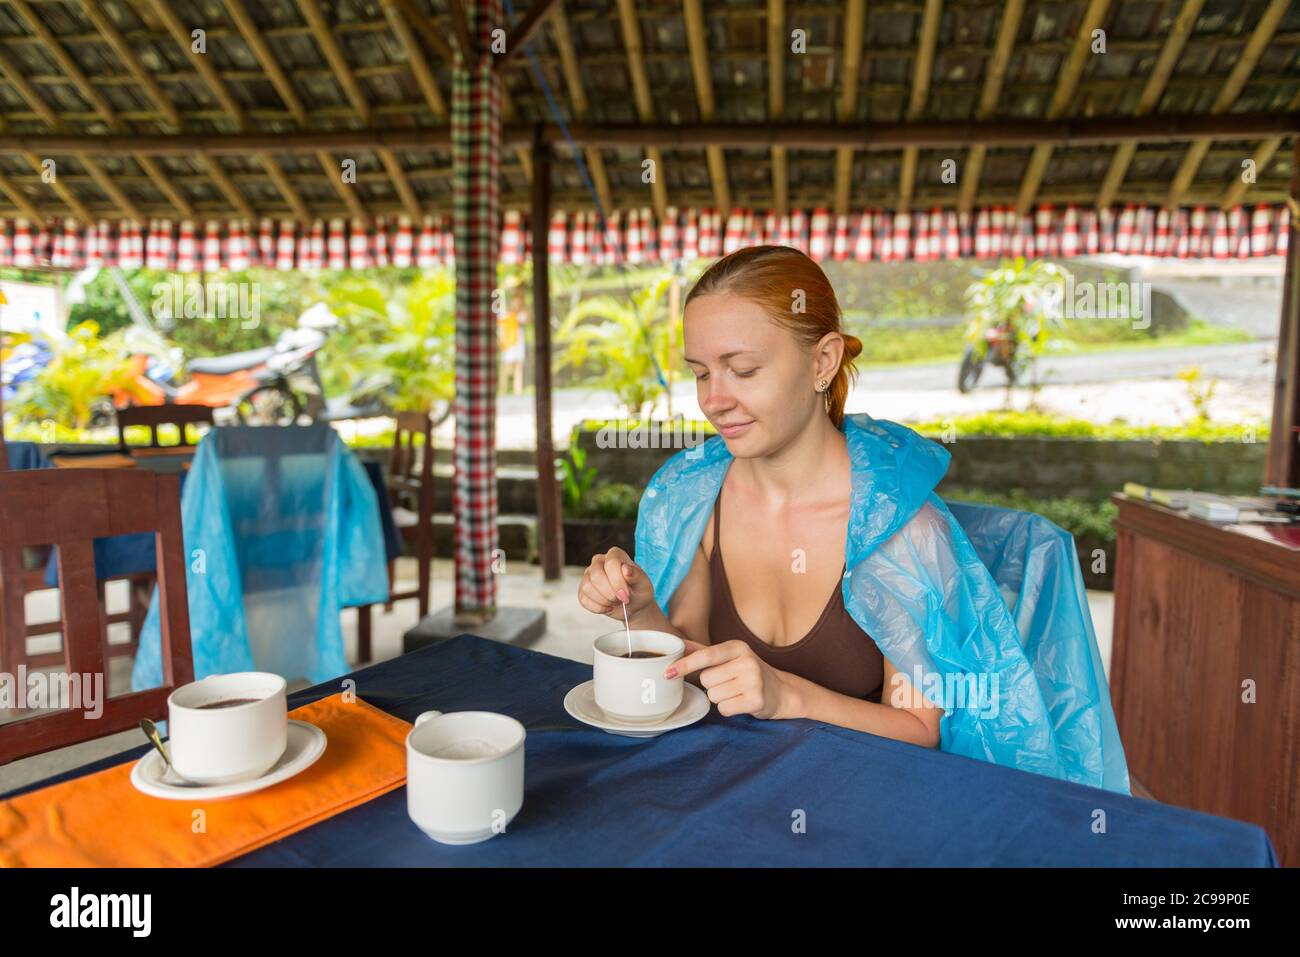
[780, 657, 942, 748]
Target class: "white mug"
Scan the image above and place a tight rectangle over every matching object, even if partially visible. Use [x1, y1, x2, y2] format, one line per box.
[166, 672, 288, 785]
[406, 710, 526, 845]
[593, 630, 685, 723]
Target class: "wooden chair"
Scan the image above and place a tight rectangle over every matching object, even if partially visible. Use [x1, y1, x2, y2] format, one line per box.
[356, 411, 434, 663]
[0, 440, 154, 670]
[0, 469, 194, 765]
[116, 403, 214, 455]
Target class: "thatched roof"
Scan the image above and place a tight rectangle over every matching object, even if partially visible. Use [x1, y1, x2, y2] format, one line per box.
[0, 0, 1294, 224]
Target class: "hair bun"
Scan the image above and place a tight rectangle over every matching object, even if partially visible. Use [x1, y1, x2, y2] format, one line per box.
[843, 333, 863, 359]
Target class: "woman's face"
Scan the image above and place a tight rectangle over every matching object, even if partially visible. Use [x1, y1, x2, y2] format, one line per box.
[683, 291, 836, 458]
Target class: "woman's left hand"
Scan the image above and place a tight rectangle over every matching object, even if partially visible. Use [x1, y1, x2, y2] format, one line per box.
[667, 640, 799, 720]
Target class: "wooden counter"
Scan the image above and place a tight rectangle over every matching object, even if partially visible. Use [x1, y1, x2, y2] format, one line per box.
[1110, 493, 1299, 866]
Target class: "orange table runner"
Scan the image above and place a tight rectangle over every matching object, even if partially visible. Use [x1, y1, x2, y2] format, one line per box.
[0, 693, 411, 867]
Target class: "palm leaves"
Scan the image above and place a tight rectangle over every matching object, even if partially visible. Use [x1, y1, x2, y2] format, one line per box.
[555, 274, 674, 419]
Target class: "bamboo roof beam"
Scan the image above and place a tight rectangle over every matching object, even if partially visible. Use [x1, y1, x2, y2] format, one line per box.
[616, 0, 667, 219]
[447, 0, 475, 65]
[1015, 0, 1112, 214]
[683, 0, 730, 215]
[200, 153, 255, 220]
[144, 0, 248, 130]
[0, 44, 60, 128]
[296, 0, 372, 124]
[80, 155, 141, 221]
[382, 0, 447, 119]
[5, 0, 183, 225]
[78, 0, 182, 130]
[226, 0, 308, 126]
[387, 0, 455, 61]
[137, 155, 194, 219]
[769, 0, 787, 217]
[1167, 0, 1290, 208]
[23, 151, 89, 221]
[9, 0, 117, 127]
[1, 112, 1295, 159]
[898, 0, 942, 212]
[550, 2, 612, 218]
[316, 151, 368, 221]
[0, 167, 39, 219]
[958, 0, 1023, 214]
[380, 147, 424, 220]
[1095, 0, 1204, 210]
[832, 0, 867, 216]
[1220, 89, 1300, 208]
[298, 0, 423, 218]
[500, 0, 563, 67]
[224, 0, 328, 224]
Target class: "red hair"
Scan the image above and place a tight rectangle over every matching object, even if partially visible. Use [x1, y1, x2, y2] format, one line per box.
[684, 245, 862, 428]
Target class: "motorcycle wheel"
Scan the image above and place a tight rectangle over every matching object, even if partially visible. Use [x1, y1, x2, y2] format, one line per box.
[957, 347, 985, 394]
[236, 386, 302, 426]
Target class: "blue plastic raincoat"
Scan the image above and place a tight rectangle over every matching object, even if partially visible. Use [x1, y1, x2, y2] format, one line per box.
[131, 425, 389, 690]
[634, 412, 1131, 794]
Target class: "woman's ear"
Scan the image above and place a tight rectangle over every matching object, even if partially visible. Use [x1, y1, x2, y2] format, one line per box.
[814, 332, 845, 384]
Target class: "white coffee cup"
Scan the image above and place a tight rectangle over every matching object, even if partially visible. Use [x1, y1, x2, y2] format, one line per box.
[406, 710, 526, 845]
[166, 672, 288, 785]
[593, 630, 685, 724]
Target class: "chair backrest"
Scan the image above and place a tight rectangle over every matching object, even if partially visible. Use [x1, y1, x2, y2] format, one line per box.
[0, 469, 194, 764]
[389, 411, 432, 483]
[116, 404, 215, 451]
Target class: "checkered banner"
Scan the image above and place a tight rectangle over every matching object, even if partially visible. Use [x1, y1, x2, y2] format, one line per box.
[0, 202, 1288, 272]
[450, 0, 502, 618]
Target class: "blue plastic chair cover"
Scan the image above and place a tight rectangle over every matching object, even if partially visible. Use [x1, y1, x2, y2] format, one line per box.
[3, 440, 51, 472]
[634, 412, 1131, 794]
[131, 425, 389, 689]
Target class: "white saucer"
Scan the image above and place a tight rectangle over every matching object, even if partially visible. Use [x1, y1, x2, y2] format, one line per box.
[130, 719, 327, 800]
[563, 680, 710, 737]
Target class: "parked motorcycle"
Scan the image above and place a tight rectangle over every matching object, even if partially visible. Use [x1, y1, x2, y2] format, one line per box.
[956, 294, 1040, 394]
[105, 303, 389, 426]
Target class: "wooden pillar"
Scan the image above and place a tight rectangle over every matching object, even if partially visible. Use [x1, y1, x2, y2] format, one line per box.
[1265, 138, 1300, 488]
[532, 125, 564, 580]
[450, 0, 501, 623]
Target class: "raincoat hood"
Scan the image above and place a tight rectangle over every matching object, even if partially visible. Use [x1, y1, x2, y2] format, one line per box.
[634, 412, 1130, 794]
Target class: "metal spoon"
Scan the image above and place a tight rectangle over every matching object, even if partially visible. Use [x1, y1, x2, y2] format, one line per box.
[138, 718, 204, 788]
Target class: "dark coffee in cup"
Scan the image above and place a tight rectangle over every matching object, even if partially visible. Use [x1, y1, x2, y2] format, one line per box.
[198, 698, 261, 709]
[618, 650, 664, 659]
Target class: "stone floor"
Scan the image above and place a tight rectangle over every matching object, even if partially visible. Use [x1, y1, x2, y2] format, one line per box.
[0, 557, 1115, 794]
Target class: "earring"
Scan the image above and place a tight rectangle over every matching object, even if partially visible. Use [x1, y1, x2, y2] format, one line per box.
[815, 379, 828, 393]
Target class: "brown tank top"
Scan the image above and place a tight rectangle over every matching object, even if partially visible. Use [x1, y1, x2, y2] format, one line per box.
[706, 486, 884, 702]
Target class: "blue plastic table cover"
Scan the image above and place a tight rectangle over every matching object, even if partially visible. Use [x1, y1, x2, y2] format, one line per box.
[130, 425, 389, 689]
[635, 412, 1130, 794]
[0, 636, 1277, 866]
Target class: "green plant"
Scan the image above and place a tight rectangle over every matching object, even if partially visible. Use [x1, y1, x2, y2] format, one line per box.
[558, 444, 598, 513]
[555, 274, 674, 418]
[10, 321, 147, 429]
[941, 486, 1119, 543]
[320, 270, 455, 415]
[573, 482, 641, 521]
[905, 410, 1267, 444]
[1177, 364, 1218, 424]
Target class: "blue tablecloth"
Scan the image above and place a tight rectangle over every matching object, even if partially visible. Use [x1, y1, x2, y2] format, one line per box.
[2, 635, 1278, 866]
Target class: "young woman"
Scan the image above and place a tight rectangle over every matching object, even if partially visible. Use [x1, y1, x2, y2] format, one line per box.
[579, 244, 946, 747]
[577, 245, 1129, 792]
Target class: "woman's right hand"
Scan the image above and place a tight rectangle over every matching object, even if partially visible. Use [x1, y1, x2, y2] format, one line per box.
[578, 547, 657, 621]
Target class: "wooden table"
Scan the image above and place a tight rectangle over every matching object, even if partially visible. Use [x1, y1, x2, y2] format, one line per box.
[1110, 493, 1300, 866]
